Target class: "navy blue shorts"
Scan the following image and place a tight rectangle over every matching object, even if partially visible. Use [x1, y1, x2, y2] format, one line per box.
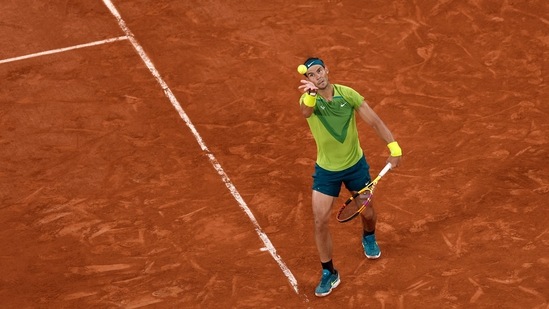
[312, 155, 372, 197]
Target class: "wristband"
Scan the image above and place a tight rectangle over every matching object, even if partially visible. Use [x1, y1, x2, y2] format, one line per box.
[302, 93, 317, 107]
[387, 141, 402, 157]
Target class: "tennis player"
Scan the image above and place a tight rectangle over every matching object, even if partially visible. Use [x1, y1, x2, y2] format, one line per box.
[297, 57, 402, 297]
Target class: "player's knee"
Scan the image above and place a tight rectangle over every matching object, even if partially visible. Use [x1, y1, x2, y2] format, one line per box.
[314, 217, 330, 230]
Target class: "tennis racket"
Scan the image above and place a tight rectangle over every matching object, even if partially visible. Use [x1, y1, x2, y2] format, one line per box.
[336, 162, 393, 223]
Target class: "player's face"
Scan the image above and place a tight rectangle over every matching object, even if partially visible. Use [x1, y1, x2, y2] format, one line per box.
[305, 65, 329, 89]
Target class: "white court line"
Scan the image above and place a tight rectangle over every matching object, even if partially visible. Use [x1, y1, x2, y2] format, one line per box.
[0, 36, 128, 64]
[101, 0, 303, 297]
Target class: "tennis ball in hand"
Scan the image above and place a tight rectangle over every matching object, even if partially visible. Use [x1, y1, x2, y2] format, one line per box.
[297, 64, 308, 75]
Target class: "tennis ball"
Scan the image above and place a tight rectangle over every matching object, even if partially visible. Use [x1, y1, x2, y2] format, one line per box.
[297, 64, 308, 75]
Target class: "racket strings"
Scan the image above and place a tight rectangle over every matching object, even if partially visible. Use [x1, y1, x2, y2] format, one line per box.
[336, 164, 390, 223]
[337, 190, 374, 222]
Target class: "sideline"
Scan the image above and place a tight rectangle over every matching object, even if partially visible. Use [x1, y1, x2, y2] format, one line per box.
[101, 0, 303, 297]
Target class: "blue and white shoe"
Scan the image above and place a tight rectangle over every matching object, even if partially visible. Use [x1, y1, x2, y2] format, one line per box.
[315, 269, 341, 297]
[362, 234, 381, 259]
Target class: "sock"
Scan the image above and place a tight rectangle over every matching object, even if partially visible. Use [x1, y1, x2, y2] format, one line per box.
[363, 229, 375, 237]
[321, 260, 336, 274]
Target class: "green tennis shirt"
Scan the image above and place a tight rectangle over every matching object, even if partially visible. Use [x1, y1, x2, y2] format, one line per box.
[300, 84, 365, 171]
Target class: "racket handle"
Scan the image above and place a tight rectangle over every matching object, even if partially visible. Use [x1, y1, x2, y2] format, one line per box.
[378, 162, 392, 177]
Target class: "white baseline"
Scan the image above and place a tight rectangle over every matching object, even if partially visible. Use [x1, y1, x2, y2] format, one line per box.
[0, 36, 128, 64]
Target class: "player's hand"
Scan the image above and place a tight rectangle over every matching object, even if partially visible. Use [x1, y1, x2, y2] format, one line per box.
[298, 80, 318, 95]
[387, 155, 401, 168]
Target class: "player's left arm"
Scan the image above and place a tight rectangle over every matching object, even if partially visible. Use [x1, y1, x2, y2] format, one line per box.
[357, 100, 402, 167]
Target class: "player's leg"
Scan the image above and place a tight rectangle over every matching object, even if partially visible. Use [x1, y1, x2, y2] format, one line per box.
[360, 200, 381, 259]
[345, 155, 381, 259]
[311, 164, 342, 297]
[311, 189, 340, 297]
[312, 190, 336, 263]
[359, 199, 377, 233]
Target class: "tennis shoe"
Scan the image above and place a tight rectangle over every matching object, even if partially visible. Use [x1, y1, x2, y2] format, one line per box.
[362, 234, 381, 259]
[314, 269, 341, 297]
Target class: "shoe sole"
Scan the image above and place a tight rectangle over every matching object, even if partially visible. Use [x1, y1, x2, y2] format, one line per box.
[314, 277, 341, 297]
[364, 251, 381, 259]
[362, 244, 381, 259]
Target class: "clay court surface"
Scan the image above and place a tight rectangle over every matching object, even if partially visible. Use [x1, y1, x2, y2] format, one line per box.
[1, 0, 548, 308]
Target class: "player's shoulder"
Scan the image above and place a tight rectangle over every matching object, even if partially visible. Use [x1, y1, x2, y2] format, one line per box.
[334, 84, 360, 96]
[333, 83, 356, 92]
[334, 84, 363, 105]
